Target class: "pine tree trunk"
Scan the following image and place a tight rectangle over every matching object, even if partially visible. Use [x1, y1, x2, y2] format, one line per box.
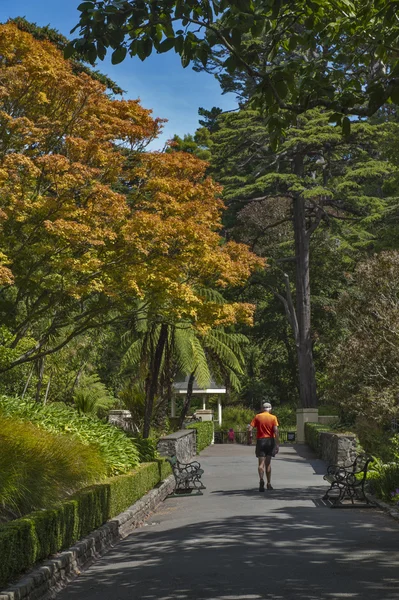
[293, 192, 318, 408]
[143, 323, 168, 438]
[178, 371, 195, 429]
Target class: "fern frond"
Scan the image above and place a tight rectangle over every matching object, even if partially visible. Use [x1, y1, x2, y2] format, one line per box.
[174, 327, 196, 374]
[207, 330, 248, 362]
[196, 287, 227, 305]
[121, 338, 144, 371]
[191, 336, 211, 389]
[204, 336, 245, 374]
[225, 369, 242, 392]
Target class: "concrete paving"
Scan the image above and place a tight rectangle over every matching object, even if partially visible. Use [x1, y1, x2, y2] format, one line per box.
[57, 444, 399, 600]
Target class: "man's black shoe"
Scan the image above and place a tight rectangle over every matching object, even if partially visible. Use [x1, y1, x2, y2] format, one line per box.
[259, 480, 265, 492]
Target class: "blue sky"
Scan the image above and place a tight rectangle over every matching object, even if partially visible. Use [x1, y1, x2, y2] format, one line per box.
[0, 0, 238, 149]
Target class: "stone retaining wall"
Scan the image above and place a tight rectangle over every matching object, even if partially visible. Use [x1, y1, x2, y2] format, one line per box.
[319, 432, 357, 465]
[0, 475, 175, 600]
[157, 429, 196, 462]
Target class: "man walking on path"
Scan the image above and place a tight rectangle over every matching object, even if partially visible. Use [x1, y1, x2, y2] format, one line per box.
[250, 401, 279, 491]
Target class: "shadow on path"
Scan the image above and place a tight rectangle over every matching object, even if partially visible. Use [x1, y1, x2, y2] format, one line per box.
[278, 444, 327, 475]
[58, 506, 399, 600]
[210, 485, 329, 502]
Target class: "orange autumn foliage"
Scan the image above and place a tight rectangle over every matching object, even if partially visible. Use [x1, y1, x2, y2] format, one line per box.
[0, 24, 264, 368]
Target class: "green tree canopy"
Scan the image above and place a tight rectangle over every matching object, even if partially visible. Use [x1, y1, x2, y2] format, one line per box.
[70, 0, 399, 143]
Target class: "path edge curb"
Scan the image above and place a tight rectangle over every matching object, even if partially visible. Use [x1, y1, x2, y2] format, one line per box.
[0, 475, 175, 600]
[367, 492, 399, 523]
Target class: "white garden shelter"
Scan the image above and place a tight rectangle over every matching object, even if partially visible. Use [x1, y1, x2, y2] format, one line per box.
[172, 376, 226, 426]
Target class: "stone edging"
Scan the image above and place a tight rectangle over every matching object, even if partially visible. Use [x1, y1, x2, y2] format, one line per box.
[368, 492, 399, 523]
[0, 475, 175, 600]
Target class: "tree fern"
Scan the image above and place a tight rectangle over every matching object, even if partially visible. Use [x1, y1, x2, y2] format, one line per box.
[190, 335, 211, 389]
[120, 338, 143, 371]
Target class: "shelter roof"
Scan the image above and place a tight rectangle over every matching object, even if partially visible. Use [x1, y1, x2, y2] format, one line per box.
[173, 376, 226, 394]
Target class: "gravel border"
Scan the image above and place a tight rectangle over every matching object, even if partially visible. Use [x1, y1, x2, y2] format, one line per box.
[0, 475, 175, 600]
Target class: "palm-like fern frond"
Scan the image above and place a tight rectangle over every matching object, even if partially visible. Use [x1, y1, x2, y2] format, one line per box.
[190, 335, 211, 389]
[207, 330, 248, 363]
[121, 338, 143, 371]
[196, 287, 227, 305]
[224, 370, 242, 392]
[203, 334, 245, 374]
[173, 326, 196, 375]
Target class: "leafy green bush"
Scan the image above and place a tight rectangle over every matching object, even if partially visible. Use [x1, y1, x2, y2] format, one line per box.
[355, 418, 396, 463]
[215, 404, 297, 432]
[73, 373, 117, 417]
[0, 396, 139, 475]
[187, 421, 214, 452]
[318, 404, 339, 416]
[305, 422, 332, 454]
[126, 434, 158, 462]
[0, 416, 106, 521]
[0, 459, 171, 589]
[214, 405, 254, 432]
[274, 404, 297, 428]
[367, 459, 399, 502]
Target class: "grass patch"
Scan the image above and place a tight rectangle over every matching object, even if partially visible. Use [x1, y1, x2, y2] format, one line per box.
[0, 415, 107, 522]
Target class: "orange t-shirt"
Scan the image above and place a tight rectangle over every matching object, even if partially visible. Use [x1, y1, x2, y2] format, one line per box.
[250, 412, 279, 439]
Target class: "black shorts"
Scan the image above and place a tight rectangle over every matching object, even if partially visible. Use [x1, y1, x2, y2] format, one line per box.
[256, 438, 275, 458]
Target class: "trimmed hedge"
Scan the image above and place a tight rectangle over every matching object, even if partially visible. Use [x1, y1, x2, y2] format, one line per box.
[0, 459, 171, 589]
[187, 421, 214, 452]
[304, 422, 332, 455]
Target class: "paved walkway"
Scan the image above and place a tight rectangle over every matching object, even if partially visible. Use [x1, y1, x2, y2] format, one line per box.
[57, 444, 399, 600]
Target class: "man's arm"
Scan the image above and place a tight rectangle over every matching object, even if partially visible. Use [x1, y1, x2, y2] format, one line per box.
[273, 425, 280, 450]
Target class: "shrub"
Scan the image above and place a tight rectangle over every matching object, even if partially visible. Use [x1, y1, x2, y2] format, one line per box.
[73, 373, 117, 417]
[355, 418, 396, 463]
[0, 416, 107, 521]
[318, 404, 339, 416]
[273, 404, 297, 428]
[214, 405, 254, 432]
[215, 404, 297, 432]
[126, 434, 158, 463]
[186, 421, 214, 452]
[367, 459, 399, 503]
[305, 422, 332, 454]
[0, 459, 171, 589]
[0, 396, 139, 475]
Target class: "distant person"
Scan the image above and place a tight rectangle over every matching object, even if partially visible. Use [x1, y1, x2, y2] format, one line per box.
[227, 428, 235, 443]
[250, 402, 279, 491]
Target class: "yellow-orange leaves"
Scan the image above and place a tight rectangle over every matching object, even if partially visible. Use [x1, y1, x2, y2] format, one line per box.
[0, 23, 264, 333]
[120, 151, 264, 322]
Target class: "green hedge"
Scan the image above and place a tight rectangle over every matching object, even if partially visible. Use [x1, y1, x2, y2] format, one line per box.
[0, 459, 171, 589]
[187, 421, 214, 452]
[304, 422, 332, 455]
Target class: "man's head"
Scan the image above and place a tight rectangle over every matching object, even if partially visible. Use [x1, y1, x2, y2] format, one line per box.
[263, 401, 272, 412]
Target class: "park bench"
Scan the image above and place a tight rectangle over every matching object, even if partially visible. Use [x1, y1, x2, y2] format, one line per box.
[166, 455, 206, 497]
[323, 453, 375, 508]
